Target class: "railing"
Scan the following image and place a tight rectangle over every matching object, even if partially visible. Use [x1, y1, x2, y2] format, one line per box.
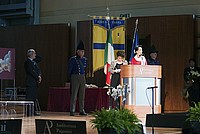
[0, 101, 34, 117]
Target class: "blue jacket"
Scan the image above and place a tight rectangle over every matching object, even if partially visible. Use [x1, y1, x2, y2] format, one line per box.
[68, 55, 87, 78]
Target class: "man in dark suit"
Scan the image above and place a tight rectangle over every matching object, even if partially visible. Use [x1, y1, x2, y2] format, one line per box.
[24, 49, 42, 116]
[147, 45, 160, 65]
[68, 40, 87, 116]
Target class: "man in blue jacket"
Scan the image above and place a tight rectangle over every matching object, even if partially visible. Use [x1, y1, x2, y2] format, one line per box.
[68, 41, 87, 116]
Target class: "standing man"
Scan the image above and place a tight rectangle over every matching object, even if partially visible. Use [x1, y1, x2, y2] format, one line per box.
[147, 45, 160, 65]
[68, 40, 87, 116]
[24, 49, 42, 116]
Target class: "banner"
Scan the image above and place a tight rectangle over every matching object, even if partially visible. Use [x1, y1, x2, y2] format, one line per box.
[35, 119, 86, 134]
[0, 119, 22, 134]
[93, 16, 125, 73]
[0, 48, 15, 80]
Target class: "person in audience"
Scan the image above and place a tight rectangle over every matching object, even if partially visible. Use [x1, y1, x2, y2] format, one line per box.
[24, 49, 42, 116]
[109, 51, 128, 109]
[68, 40, 88, 116]
[130, 45, 147, 65]
[147, 45, 160, 65]
[184, 58, 200, 107]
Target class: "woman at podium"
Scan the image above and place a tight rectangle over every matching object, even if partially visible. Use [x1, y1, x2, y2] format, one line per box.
[130, 45, 147, 65]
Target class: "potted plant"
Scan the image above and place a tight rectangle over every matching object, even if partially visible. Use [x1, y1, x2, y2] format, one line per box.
[90, 108, 143, 134]
[182, 102, 200, 134]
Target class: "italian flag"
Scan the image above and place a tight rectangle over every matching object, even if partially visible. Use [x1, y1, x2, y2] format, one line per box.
[104, 29, 115, 86]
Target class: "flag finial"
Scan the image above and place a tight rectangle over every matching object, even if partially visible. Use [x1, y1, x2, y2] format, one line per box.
[135, 19, 139, 31]
[136, 19, 138, 25]
[106, 7, 110, 21]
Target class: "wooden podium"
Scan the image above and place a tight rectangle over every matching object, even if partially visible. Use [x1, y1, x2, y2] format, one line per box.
[120, 65, 162, 118]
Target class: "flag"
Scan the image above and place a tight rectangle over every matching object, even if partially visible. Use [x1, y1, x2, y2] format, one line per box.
[129, 30, 139, 62]
[104, 29, 115, 86]
[93, 17, 125, 73]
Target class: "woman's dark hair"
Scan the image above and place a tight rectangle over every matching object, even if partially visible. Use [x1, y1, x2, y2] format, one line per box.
[117, 51, 125, 58]
[134, 45, 142, 55]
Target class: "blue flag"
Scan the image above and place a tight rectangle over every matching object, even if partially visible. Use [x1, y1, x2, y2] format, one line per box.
[129, 30, 139, 62]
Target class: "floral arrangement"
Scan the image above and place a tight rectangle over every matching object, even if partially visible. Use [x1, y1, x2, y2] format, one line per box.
[107, 84, 131, 105]
[187, 70, 200, 83]
[183, 70, 200, 100]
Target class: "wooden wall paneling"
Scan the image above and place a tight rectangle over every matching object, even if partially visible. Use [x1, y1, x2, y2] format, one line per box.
[126, 15, 194, 112]
[0, 24, 71, 110]
[77, 20, 93, 78]
[77, 20, 106, 87]
[195, 18, 200, 67]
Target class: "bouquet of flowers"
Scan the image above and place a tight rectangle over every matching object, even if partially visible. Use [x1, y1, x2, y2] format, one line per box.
[182, 70, 200, 100]
[107, 84, 131, 105]
[187, 70, 200, 83]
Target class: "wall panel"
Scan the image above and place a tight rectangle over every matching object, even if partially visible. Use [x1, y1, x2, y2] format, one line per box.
[0, 24, 71, 110]
[126, 15, 193, 111]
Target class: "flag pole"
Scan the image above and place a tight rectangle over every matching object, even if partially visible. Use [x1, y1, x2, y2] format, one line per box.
[129, 19, 139, 62]
[104, 7, 115, 86]
[106, 7, 110, 29]
[132, 18, 139, 50]
[134, 19, 139, 34]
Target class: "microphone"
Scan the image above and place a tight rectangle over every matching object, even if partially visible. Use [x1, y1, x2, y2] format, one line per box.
[147, 86, 158, 89]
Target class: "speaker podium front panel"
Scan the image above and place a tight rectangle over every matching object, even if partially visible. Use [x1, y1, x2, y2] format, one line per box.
[120, 65, 162, 117]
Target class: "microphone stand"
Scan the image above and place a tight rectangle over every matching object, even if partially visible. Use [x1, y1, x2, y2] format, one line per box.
[149, 86, 157, 134]
[108, 86, 113, 110]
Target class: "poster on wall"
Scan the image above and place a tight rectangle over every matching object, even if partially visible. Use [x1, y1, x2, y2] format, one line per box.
[0, 48, 15, 80]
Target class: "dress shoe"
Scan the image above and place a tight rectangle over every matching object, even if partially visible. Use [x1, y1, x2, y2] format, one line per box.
[70, 112, 75, 116]
[79, 112, 88, 116]
[26, 114, 32, 117]
[34, 112, 41, 116]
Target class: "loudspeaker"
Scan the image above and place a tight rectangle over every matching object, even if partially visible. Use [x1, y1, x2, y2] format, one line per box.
[146, 112, 188, 128]
[182, 121, 200, 134]
[0, 119, 22, 134]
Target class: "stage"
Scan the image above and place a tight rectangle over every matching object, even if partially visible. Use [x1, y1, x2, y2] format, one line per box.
[1, 111, 182, 134]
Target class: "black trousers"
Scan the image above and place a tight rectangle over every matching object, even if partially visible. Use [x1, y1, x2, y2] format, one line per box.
[26, 86, 40, 115]
[188, 82, 200, 107]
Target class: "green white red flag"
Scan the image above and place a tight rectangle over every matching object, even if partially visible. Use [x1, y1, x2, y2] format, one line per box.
[104, 29, 114, 86]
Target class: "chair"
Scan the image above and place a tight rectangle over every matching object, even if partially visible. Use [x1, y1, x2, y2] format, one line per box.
[4, 88, 17, 100]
